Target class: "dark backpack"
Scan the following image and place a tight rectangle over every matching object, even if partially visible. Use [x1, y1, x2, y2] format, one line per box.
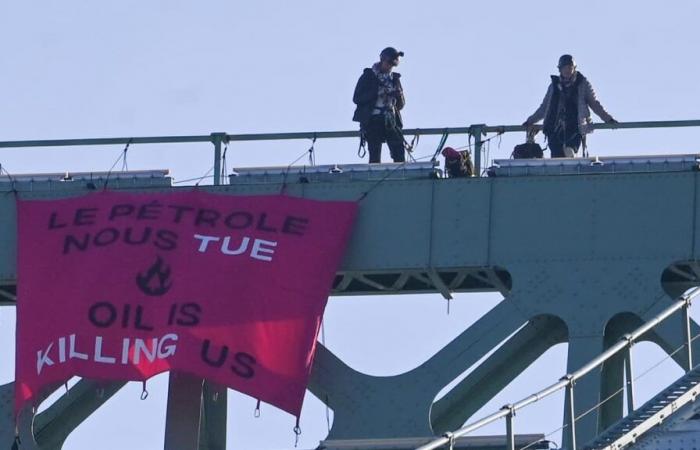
[442, 147, 474, 178]
[512, 142, 544, 159]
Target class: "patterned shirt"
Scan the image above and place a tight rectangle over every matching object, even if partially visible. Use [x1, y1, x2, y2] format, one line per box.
[371, 63, 398, 115]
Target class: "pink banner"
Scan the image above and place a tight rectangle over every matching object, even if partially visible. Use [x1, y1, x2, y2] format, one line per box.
[15, 190, 357, 416]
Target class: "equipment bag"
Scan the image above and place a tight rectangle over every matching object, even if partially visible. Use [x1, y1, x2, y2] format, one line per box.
[512, 142, 544, 159]
[442, 147, 474, 178]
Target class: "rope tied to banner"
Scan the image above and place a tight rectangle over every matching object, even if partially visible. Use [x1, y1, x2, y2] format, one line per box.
[320, 319, 332, 433]
[254, 399, 261, 418]
[357, 153, 438, 202]
[280, 145, 316, 195]
[140, 381, 149, 400]
[220, 141, 229, 185]
[293, 417, 302, 447]
[308, 134, 317, 166]
[103, 138, 133, 190]
[1, 164, 19, 197]
[121, 139, 131, 172]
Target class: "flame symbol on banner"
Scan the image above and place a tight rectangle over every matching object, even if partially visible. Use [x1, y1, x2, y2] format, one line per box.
[136, 256, 173, 296]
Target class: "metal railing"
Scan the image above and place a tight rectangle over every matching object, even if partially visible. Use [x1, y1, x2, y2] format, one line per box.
[1, 120, 699, 182]
[415, 287, 700, 450]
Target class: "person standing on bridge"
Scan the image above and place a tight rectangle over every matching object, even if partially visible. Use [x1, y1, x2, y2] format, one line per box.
[523, 54, 617, 158]
[352, 47, 406, 163]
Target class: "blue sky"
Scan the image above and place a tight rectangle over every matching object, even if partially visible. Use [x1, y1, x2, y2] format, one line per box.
[1, 1, 699, 448]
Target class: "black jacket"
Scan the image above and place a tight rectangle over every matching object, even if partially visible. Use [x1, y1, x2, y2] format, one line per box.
[543, 73, 585, 136]
[352, 68, 405, 128]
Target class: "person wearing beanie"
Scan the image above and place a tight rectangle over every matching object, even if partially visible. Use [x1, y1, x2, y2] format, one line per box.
[523, 54, 617, 158]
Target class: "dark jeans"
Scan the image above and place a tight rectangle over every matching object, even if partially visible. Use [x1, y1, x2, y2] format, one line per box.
[363, 114, 405, 163]
[547, 132, 582, 158]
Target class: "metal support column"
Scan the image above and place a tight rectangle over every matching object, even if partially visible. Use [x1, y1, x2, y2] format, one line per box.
[566, 377, 577, 450]
[199, 383, 228, 450]
[206, 131, 228, 450]
[163, 133, 230, 450]
[470, 124, 485, 176]
[164, 373, 204, 450]
[624, 342, 635, 414]
[504, 405, 515, 450]
[211, 132, 227, 186]
[684, 300, 694, 371]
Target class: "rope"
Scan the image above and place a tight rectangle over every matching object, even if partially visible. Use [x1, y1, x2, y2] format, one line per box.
[308, 134, 317, 166]
[173, 174, 215, 185]
[357, 130, 367, 159]
[103, 139, 133, 190]
[280, 147, 315, 194]
[0, 164, 18, 195]
[403, 130, 420, 162]
[121, 138, 132, 172]
[140, 380, 149, 400]
[194, 165, 216, 187]
[293, 417, 302, 447]
[357, 153, 436, 202]
[320, 320, 332, 432]
[431, 130, 450, 162]
[220, 142, 229, 185]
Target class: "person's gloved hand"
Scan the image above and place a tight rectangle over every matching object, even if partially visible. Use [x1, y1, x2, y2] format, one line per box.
[522, 119, 533, 127]
[607, 117, 619, 124]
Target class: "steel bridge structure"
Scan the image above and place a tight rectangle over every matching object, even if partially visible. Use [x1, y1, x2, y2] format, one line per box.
[2, 120, 700, 450]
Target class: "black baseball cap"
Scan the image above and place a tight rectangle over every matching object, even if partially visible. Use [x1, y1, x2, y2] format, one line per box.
[380, 47, 404, 60]
[558, 54, 576, 68]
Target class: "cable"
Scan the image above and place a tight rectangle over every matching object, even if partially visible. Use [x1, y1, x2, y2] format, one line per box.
[220, 142, 229, 185]
[308, 134, 317, 167]
[103, 139, 133, 190]
[0, 164, 18, 195]
[194, 165, 215, 186]
[280, 147, 316, 194]
[121, 139, 132, 172]
[172, 175, 215, 185]
[358, 153, 436, 202]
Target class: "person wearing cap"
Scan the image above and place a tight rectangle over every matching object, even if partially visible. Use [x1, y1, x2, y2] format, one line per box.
[523, 54, 617, 158]
[352, 47, 406, 163]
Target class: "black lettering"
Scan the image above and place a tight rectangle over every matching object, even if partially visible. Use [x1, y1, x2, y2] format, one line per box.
[109, 204, 135, 220]
[167, 205, 194, 224]
[224, 212, 253, 229]
[195, 209, 220, 227]
[63, 234, 90, 254]
[282, 216, 309, 236]
[124, 227, 152, 245]
[176, 303, 201, 327]
[134, 305, 154, 331]
[48, 212, 67, 230]
[89, 302, 117, 328]
[93, 228, 120, 246]
[201, 340, 228, 368]
[121, 304, 131, 328]
[154, 229, 178, 251]
[167, 303, 177, 326]
[231, 352, 256, 379]
[256, 213, 277, 232]
[74, 208, 98, 226]
[137, 202, 162, 220]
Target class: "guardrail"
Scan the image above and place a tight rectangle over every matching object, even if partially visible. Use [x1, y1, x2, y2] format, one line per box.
[1, 120, 699, 183]
[415, 288, 700, 450]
